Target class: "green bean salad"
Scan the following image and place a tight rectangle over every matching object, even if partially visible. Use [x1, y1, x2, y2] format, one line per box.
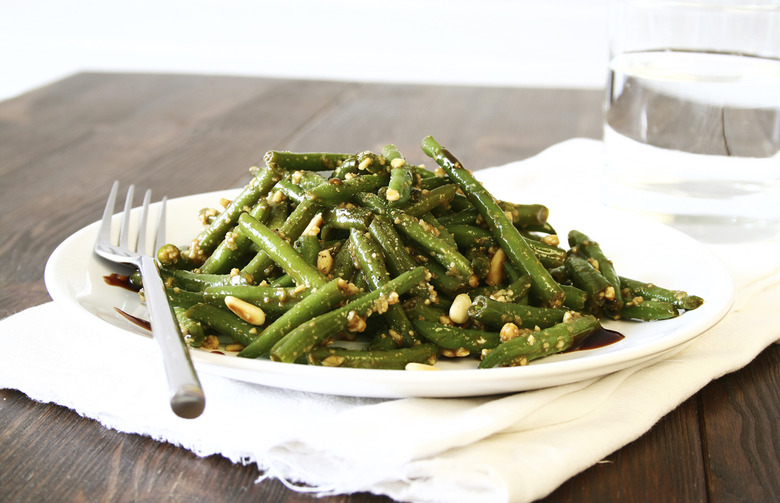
[128, 136, 703, 370]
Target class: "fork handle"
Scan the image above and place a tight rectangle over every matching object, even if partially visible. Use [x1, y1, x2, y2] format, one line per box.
[139, 255, 206, 419]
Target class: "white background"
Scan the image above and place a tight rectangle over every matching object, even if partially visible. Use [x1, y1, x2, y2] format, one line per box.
[0, 0, 610, 101]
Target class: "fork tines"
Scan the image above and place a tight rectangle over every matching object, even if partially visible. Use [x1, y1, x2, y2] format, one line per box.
[99, 181, 165, 256]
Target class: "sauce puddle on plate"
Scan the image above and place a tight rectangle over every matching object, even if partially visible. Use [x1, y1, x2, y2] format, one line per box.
[103, 273, 140, 292]
[114, 307, 151, 331]
[568, 326, 625, 353]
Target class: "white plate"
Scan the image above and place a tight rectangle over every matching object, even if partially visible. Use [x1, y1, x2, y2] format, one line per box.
[44, 187, 734, 398]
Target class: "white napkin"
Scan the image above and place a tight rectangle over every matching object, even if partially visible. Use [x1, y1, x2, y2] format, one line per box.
[2, 139, 779, 503]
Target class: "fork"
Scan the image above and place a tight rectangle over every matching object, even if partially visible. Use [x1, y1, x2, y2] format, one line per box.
[95, 181, 205, 419]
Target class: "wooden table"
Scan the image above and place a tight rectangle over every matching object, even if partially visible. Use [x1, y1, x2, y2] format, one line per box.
[1, 73, 778, 502]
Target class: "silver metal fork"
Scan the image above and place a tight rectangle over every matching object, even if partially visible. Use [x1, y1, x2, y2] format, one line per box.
[95, 181, 205, 419]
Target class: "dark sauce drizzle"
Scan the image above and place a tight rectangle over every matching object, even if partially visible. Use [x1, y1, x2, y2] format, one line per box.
[567, 326, 625, 353]
[114, 307, 151, 331]
[103, 273, 140, 292]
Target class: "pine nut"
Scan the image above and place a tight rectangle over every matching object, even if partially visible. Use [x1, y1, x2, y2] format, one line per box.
[449, 293, 472, 324]
[486, 248, 507, 286]
[224, 295, 266, 325]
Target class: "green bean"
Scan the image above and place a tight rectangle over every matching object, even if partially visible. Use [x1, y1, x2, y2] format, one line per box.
[350, 228, 418, 347]
[403, 299, 447, 322]
[238, 213, 328, 288]
[479, 314, 600, 368]
[264, 151, 352, 172]
[564, 253, 613, 315]
[447, 193, 472, 212]
[322, 206, 374, 231]
[266, 200, 289, 230]
[420, 212, 458, 249]
[307, 344, 438, 369]
[274, 179, 307, 204]
[295, 234, 321, 266]
[560, 284, 588, 312]
[199, 199, 271, 274]
[190, 164, 283, 260]
[356, 150, 389, 174]
[368, 215, 435, 300]
[166, 287, 205, 309]
[240, 199, 321, 280]
[381, 144, 414, 208]
[413, 164, 437, 179]
[161, 267, 249, 291]
[568, 230, 623, 316]
[203, 285, 307, 311]
[238, 278, 351, 359]
[418, 174, 450, 190]
[548, 265, 569, 285]
[619, 276, 704, 311]
[308, 172, 390, 205]
[468, 295, 567, 330]
[447, 224, 495, 250]
[472, 274, 533, 304]
[127, 270, 144, 289]
[446, 224, 566, 268]
[380, 144, 404, 164]
[355, 189, 394, 212]
[387, 165, 413, 206]
[270, 273, 295, 287]
[620, 299, 679, 321]
[328, 240, 357, 280]
[522, 222, 557, 235]
[524, 237, 567, 269]
[157, 243, 199, 270]
[174, 306, 207, 348]
[436, 208, 479, 227]
[424, 260, 470, 297]
[296, 171, 329, 191]
[403, 184, 459, 217]
[352, 270, 370, 292]
[503, 261, 521, 283]
[270, 267, 428, 363]
[368, 215, 415, 274]
[349, 230, 389, 288]
[467, 249, 491, 281]
[393, 211, 473, 281]
[366, 317, 397, 350]
[332, 156, 359, 179]
[421, 136, 565, 308]
[498, 201, 549, 228]
[278, 200, 322, 241]
[185, 303, 259, 347]
[412, 319, 500, 353]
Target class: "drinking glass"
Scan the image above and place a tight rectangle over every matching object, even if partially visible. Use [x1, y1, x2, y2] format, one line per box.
[602, 0, 780, 241]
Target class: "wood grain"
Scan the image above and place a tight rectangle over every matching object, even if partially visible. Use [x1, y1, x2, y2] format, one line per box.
[702, 346, 780, 502]
[0, 72, 777, 503]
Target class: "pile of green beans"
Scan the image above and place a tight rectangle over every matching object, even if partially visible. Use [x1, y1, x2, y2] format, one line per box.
[146, 136, 703, 370]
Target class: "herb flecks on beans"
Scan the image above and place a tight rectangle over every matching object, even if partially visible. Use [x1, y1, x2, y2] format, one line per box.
[119, 138, 703, 370]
